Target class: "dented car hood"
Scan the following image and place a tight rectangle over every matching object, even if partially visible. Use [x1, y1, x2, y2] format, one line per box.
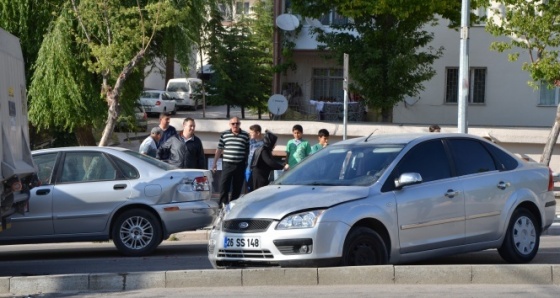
[226, 185, 370, 220]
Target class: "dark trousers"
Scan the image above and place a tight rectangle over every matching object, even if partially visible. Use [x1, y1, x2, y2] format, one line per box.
[219, 161, 246, 206]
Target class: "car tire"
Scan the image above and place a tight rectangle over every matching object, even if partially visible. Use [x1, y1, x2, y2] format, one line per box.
[341, 226, 388, 266]
[171, 107, 177, 115]
[498, 207, 540, 263]
[112, 209, 163, 257]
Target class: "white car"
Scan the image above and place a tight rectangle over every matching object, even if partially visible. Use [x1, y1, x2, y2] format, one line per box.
[138, 90, 177, 116]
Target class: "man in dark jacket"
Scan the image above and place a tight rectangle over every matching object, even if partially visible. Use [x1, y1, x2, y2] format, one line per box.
[157, 118, 205, 169]
[251, 131, 283, 190]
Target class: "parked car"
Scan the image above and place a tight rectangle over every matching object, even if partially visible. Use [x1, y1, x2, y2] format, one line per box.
[166, 78, 202, 110]
[138, 90, 177, 116]
[115, 103, 148, 132]
[208, 133, 556, 268]
[0, 147, 218, 256]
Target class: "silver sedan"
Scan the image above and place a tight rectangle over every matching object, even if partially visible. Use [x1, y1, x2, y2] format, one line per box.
[0, 147, 218, 256]
[208, 133, 556, 268]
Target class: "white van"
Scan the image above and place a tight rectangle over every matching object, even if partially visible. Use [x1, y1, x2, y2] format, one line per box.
[165, 78, 202, 110]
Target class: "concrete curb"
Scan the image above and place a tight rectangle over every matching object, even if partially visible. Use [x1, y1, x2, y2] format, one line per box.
[1, 265, 559, 295]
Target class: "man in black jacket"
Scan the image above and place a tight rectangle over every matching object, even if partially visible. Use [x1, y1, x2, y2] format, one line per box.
[156, 118, 205, 169]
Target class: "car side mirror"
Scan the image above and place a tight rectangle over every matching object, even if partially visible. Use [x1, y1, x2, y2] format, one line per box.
[394, 172, 423, 189]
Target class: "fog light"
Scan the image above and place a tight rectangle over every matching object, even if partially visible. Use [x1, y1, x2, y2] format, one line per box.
[298, 245, 310, 254]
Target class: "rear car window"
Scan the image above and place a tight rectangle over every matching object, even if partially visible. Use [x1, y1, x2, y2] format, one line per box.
[483, 142, 519, 171]
[447, 139, 497, 176]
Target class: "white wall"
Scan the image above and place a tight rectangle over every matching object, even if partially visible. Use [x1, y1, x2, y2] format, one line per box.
[289, 16, 558, 128]
[393, 22, 557, 127]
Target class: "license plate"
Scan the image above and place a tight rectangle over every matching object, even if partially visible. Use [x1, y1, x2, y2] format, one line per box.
[223, 236, 261, 248]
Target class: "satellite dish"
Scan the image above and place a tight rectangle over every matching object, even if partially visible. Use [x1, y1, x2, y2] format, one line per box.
[268, 94, 288, 116]
[276, 14, 300, 31]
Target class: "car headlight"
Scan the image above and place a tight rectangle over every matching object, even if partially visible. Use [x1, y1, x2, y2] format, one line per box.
[276, 210, 325, 230]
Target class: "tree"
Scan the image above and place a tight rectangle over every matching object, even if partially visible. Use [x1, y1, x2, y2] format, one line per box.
[246, 0, 275, 118]
[289, 0, 474, 122]
[485, 0, 560, 165]
[204, 1, 272, 119]
[68, 0, 185, 146]
[28, 8, 105, 145]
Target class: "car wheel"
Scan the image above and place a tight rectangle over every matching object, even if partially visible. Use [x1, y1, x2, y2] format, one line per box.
[112, 209, 163, 257]
[498, 207, 540, 263]
[171, 106, 177, 115]
[341, 226, 388, 266]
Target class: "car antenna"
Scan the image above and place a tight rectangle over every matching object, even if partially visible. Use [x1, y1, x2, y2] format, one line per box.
[364, 129, 377, 142]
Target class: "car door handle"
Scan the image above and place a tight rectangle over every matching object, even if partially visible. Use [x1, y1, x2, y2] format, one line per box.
[445, 189, 459, 198]
[113, 184, 127, 190]
[497, 181, 510, 190]
[36, 189, 50, 196]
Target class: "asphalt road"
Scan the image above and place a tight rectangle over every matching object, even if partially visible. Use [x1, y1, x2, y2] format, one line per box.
[0, 236, 558, 277]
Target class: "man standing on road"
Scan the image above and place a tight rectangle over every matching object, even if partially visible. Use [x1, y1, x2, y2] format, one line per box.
[157, 113, 177, 148]
[139, 127, 163, 158]
[157, 118, 205, 169]
[212, 117, 250, 206]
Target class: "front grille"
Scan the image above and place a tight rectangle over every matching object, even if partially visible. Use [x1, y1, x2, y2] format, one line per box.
[223, 219, 273, 233]
[217, 249, 274, 259]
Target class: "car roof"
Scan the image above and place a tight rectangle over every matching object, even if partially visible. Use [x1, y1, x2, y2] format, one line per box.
[33, 146, 130, 155]
[335, 133, 488, 146]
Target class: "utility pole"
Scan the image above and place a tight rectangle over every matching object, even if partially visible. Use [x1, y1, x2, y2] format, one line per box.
[458, 0, 470, 133]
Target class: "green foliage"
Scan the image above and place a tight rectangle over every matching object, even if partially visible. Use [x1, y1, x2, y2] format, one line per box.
[486, 0, 560, 88]
[0, 0, 60, 83]
[28, 9, 105, 131]
[204, 1, 274, 112]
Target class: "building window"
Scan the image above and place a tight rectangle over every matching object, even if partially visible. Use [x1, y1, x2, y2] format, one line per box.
[235, 1, 250, 15]
[312, 68, 344, 101]
[319, 10, 350, 26]
[218, 4, 232, 21]
[445, 67, 487, 104]
[539, 81, 559, 106]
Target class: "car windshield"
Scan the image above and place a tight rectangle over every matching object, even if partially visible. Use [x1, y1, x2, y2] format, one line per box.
[122, 150, 178, 171]
[166, 82, 188, 92]
[274, 144, 404, 186]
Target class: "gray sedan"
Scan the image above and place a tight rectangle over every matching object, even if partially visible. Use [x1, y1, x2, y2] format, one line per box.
[0, 147, 218, 256]
[208, 133, 556, 268]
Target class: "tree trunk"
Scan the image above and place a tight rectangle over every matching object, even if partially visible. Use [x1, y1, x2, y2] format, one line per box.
[241, 106, 245, 119]
[540, 103, 560, 165]
[198, 49, 206, 118]
[98, 91, 119, 147]
[381, 107, 393, 123]
[98, 49, 146, 146]
[165, 48, 175, 87]
[226, 104, 230, 119]
[74, 125, 96, 146]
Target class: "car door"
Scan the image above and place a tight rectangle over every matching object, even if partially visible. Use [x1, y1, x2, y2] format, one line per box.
[1, 152, 58, 238]
[446, 138, 513, 244]
[52, 151, 131, 235]
[388, 139, 465, 254]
